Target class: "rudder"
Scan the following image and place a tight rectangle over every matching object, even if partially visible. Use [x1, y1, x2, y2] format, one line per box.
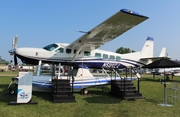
[140, 37, 154, 58]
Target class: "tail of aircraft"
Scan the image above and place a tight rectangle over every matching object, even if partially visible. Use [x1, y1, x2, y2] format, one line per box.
[140, 37, 154, 59]
[116, 37, 168, 68]
[159, 47, 168, 57]
[139, 37, 169, 65]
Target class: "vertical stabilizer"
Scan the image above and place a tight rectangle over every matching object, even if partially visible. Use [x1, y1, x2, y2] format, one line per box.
[159, 47, 167, 57]
[140, 37, 154, 58]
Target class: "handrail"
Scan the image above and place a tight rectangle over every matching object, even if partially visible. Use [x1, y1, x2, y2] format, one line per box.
[131, 67, 141, 93]
[102, 68, 110, 78]
[112, 69, 123, 79]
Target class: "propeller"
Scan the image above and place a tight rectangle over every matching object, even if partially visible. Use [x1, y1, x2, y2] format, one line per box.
[11, 35, 18, 69]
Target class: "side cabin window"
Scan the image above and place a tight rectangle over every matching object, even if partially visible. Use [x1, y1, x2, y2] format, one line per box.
[55, 47, 64, 53]
[43, 44, 58, 51]
[103, 54, 108, 59]
[116, 56, 121, 61]
[95, 53, 101, 58]
[110, 55, 115, 60]
[66, 48, 71, 54]
[84, 51, 90, 56]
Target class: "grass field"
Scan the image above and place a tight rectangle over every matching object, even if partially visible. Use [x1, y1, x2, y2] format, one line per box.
[0, 73, 180, 117]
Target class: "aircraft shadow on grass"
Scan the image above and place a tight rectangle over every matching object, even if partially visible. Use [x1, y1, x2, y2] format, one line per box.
[32, 92, 53, 102]
[0, 82, 160, 104]
[83, 87, 123, 104]
[83, 95, 123, 104]
[0, 84, 17, 103]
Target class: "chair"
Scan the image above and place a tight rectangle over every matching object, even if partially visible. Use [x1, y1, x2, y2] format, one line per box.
[167, 81, 179, 103]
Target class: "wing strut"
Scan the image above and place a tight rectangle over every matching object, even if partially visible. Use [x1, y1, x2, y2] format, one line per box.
[71, 45, 83, 63]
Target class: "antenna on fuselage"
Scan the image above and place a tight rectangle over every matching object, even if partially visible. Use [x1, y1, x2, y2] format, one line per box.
[75, 30, 91, 34]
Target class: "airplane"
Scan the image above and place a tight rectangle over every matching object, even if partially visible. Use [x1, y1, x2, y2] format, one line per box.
[158, 68, 180, 74]
[10, 36, 167, 94]
[8, 9, 167, 94]
[9, 9, 150, 68]
[174, 72, 180, 76]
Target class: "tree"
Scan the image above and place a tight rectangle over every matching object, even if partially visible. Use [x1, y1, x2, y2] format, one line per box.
[116, 47, 135, 54]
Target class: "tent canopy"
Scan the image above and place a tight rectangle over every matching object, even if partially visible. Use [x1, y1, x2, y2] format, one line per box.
[142, 58, 180, 68]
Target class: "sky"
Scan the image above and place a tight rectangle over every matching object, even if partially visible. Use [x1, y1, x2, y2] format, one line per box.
[0, 0, 180, 62]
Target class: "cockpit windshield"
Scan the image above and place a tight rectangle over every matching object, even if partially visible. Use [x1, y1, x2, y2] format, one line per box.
[43, 44, 58, 51]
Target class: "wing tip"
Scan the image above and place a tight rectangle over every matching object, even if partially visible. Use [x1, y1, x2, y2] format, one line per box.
[120, 9, 149, 18]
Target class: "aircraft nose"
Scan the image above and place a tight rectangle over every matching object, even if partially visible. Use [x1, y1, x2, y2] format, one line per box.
[8, 49, 16, 55]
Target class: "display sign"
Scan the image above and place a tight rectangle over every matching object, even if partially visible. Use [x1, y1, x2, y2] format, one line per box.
[17, 72, 33, 103]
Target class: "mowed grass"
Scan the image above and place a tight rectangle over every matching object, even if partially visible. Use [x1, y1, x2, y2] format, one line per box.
[0, 71, 18, 76]
[0, 73, 180, 117]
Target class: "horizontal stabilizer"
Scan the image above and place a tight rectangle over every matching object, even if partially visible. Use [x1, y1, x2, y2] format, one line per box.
[141, 47, 169, 61]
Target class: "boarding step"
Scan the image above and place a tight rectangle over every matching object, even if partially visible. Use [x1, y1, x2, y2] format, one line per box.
[110, 80, 143, 100]
[53, 87, 71, 91]
[111, 84, 136, 92]
[53, 83, 71, 87]
[111, 79, 133, 83]
[52, 91, 73, 95]
[111, 85, 136, 90]
[123, 93, 143, 100]
[111, 80, 134, 85]
[52, 79, 76, 103]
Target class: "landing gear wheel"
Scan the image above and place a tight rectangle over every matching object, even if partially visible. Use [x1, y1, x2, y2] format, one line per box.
[83, 88, 89, 95]
[9, 88, 15, 95]
[80, 88, 89, 95]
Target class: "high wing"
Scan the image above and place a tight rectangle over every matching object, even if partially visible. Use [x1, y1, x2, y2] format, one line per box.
[67, 9, 149, 52]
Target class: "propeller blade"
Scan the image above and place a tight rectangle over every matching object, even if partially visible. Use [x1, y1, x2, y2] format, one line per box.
[12, 35, 18, 49]
[14, 55, 18, 66]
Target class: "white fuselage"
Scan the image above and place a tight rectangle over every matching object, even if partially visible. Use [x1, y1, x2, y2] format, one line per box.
[9, 37, 155, 68]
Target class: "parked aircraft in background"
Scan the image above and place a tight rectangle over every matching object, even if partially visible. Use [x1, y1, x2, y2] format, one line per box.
[158, 67, 180, 75]
[174, 72, 180, 76]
